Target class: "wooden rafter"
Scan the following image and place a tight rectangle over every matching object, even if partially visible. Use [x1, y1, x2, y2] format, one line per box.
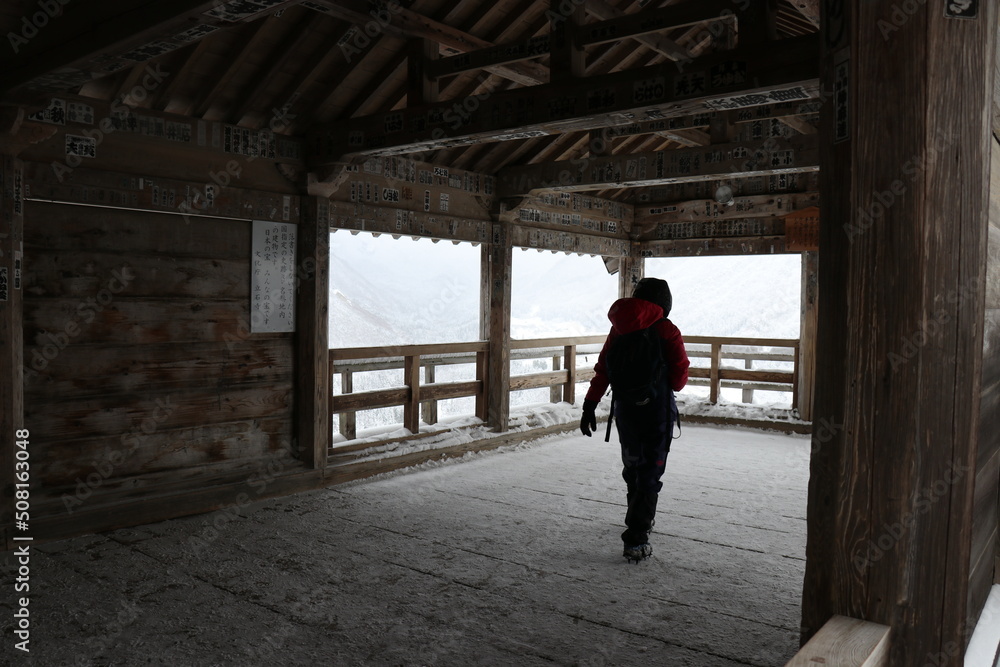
[3, 0, 293, 94]
[191, 18, 273, 118]
[304, 0, 547, 86]
[785, 0, 820, 29]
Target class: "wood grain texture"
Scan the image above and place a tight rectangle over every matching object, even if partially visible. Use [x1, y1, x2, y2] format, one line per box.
[295, 198, 329, 469]
[786, 614, 889, 667]
[0, 155, 25, 550]
[487, 221, 513, 431]
[22, 201, 296, 511]
[804, 2, 996, 664]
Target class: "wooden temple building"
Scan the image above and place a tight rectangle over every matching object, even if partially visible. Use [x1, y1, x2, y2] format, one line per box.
[0, 0, 998, 663]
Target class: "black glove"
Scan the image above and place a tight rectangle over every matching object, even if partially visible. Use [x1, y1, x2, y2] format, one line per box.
[580, 399, 598, 437]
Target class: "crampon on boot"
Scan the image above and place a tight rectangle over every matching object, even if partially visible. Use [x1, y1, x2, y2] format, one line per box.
[623, 543, 652, 563]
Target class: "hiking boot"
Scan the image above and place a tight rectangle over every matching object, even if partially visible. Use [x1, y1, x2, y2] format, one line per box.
[623, 543, 652, 563]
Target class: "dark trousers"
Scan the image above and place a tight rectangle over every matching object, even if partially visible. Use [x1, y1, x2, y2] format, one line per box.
[614, 393, 675, 546]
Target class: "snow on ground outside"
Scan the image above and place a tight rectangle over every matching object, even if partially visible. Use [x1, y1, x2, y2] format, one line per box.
[967, 585, 1000, 666]
[1, 425, 809, 666]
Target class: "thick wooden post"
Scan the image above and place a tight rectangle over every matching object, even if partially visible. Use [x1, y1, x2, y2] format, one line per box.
[0, 155, 24, 551]
[742, 358, 754, 404]
[803, 2, 997, 663]
[296, 198, 330, 468]
[487, 222, 512, 431]
[798, 250, 818, 420]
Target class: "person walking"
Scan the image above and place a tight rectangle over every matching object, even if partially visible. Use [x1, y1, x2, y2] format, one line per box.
[580, 277, 690, 562]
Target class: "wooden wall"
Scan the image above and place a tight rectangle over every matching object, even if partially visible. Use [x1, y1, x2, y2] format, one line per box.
[22, 202, 300, 516]
[979, 139, 1000, 617]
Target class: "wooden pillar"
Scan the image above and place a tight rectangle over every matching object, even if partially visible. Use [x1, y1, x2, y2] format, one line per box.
[549, 0, 585, 84]
[486, 221, 512, 431]
[803, 2, 997, 664]
[798, 250, 818, 421]
[295, 198, 330, 469]
[735, 0, 778, 46]
[407, 38, 438, 106]
[0, 155, 24, 551]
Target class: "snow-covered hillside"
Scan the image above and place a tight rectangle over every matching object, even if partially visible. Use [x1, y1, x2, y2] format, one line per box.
[329, 233, 802, 433]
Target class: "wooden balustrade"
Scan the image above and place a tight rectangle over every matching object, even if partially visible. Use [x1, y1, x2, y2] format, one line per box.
[329, 334, 801, 443]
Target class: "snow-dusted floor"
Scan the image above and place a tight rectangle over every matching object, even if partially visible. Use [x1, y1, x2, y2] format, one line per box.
[2, 425, 811, 666]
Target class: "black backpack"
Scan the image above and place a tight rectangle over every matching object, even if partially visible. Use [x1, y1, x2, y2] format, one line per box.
[606, 323, 667, 407]
[604, 321, 680, 442]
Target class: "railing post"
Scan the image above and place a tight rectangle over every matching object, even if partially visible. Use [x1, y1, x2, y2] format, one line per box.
[710, 342, 722, 404]
[422, 364, 438, 425]
[340, 369, 356, 440]
[563, 344, 576, 404]
[550, 355, 562, 403]
[403, 355, 421, 434]
[742, 357, 754, 404]
[475, 349, 489, 421]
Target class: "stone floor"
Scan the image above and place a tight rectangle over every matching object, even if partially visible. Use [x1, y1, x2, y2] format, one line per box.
[1, 424, 810, 666]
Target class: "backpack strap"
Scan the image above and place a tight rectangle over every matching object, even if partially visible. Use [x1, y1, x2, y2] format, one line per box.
[605, 393, 615, 442]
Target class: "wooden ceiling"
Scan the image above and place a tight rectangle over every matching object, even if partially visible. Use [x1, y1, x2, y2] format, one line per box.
[0, 0, 820, 201]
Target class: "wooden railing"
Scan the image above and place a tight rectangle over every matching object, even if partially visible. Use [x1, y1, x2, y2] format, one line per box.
[684, 336, 800, 406]
[329, 334, 800, 441]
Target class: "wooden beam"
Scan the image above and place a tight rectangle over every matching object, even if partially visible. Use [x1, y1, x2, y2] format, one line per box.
[641, 235, 789, 257]
[308, 34, 820, 160]
[498, 136, 819, 195]
[487, 221, 513, 431]
[636, 191, 820, 226]
[735, 0, 778, 46]
[618, 251, 643, 298]
[296, 198, 330, 469]
[403, 354, 421, 433]
[0, 156, 24, 550]
[577, 0, 734, 48]
[304, 0, 547, 86]
[786, 615, 889, 667]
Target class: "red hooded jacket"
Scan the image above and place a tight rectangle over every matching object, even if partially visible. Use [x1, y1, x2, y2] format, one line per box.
[585, 297, 690, 404]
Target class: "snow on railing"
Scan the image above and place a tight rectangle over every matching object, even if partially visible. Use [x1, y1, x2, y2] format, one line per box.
[328, 335, 800, 443]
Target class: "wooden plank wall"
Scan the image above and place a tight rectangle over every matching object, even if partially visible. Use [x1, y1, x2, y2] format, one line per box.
[22, 202, 300, 514]
[975, 139, 1000, 625]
